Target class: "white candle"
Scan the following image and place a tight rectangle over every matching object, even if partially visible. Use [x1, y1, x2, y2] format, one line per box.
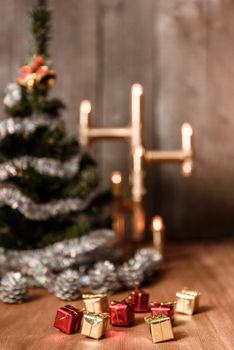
[111, 171, 122, 198]
[79, 100, 91, 146]
[133, 146, 144, 172]
[181, 123, 193, 176]
[152, 215, 165, 256]
[131, 83, 143, 127]
[181, 123, 193, 153]
[182, 159, 193, 176]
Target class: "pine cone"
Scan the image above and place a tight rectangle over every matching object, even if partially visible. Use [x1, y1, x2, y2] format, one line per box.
[117, 259, 144, 289]
[53, 269, 81, 301]
[117, 248, 161, 289]
[0, 272, 28, 304]
[89, 260, 118, 294]
[133, 248, 161, 278]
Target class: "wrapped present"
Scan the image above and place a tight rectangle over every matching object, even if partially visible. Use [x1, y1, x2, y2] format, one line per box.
[145, 314, 174, 343]
[82, 293, 109, 313]
[81, 312, 109, 340]
[175, 288, 200, 315]
[109, 300, 135, 327]
[128, 288, 149, 312]
[54, 304, 83, 334]
[150, 301, 175, 323]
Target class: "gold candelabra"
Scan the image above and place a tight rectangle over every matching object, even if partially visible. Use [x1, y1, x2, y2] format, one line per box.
[79, 83, 193, 203]
[79, 83, 193, 244]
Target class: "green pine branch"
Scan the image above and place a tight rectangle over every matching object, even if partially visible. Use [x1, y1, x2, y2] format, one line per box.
[30, 5, 51, 58]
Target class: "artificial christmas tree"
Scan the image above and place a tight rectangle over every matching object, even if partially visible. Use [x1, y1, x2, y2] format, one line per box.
[0, 5, 111, 249]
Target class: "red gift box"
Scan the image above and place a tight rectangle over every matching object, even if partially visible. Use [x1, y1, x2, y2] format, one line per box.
[128, 289, 149, 312]
[54, 305, 83, 334]
[150, 302, 175, 323]
[109, 300, 135, 326]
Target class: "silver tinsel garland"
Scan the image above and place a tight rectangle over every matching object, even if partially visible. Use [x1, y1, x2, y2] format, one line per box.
[0, 115, 52, 140]
[0, 229, 162, 302]
[0, 155, 81, 180]
[0, 184, 99, 220]
[0, 229, 117, 288]
[3, 83, 22, 108]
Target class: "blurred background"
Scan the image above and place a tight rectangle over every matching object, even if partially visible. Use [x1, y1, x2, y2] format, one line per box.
[1, 0, 233, 240]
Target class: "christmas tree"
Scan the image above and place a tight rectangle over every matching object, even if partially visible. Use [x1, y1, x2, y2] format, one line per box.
[0, 5, 111, 249]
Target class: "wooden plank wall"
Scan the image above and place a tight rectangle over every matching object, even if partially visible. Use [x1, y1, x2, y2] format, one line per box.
[0, 0, 233, 239]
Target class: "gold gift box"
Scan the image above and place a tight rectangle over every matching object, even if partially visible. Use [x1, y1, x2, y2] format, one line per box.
[175, 288, 200, 315]
[145, 314, 174, 343]
[82, 294, 109, 313]
[81, 312, 109, 340]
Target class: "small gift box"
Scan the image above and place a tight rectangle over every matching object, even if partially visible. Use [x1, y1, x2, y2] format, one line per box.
[109, 300, 135, 327]
[150, 301, 175, 323]
[145, 314, 174, 343]
[175, 288, 200, 315]
[128, 288, 149, 312]
[54, 305, 83, 334]
[82, 293, 109, 313]
[81, 312, 109, 339]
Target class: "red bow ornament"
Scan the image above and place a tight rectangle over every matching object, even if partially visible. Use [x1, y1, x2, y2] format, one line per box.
[17, 56, 56, 92]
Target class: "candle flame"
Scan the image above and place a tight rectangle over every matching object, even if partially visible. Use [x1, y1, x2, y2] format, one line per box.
[80, 100, 91, 114]
[152, 216, 164, 231]
[182, 123, 193, 137]
[132, 83, 143, 96]
[182, 123, 193, 153]
[135, 146, 144, 157]
[182, 160, 193, 176]
[111, 171, 122, 184]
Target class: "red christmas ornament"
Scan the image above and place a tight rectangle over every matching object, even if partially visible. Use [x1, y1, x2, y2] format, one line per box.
[54, 305, 83, 334]
[150, 302, 175, 324]
[34, 55, 44, 69]
[128, 288, 149, 312]
[109, 300, 135, 327]
[17, 55, 56, 92]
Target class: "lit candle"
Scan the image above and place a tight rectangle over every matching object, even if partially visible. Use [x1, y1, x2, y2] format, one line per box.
[131, 83, 143, 149]
[111, 171, 123, 199]
[79, 100, 91, 146]
[181, 123, 193, 153]
[181, 123, 193, 176]
[182, 159, 193, 176]
[152, 215, 165, 256]
[132, 146, 145, 202]
[133, 146, 144, 172]
[131, 83, 143, 126]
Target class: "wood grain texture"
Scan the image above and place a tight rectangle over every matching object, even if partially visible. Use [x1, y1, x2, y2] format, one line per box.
[49, 0, 97, 134]
[95, 0, 154, 197]
[0, 242, 233, 349]
[0, 1, 234, 238]
[154, 0, 234, 239]
[0, 0, 37, 117]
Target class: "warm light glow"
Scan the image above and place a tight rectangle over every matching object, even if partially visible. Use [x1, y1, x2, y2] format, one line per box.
[131, 83, 143, 128]
[182, 159, 193, 176]
[152, 215, 164, 231]
[132, 83, 143, 96]
[135, 146, 144, 158]
[80, 100, 91, 114]
[111, 171, 122, 184]
[182, 123, 193, 136]
[182, 123, 193, 152]
[133, 146, 144, 174]
[132, 203, 146, 241]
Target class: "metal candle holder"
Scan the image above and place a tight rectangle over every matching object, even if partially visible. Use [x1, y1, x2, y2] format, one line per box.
[79, 83, 193, 204]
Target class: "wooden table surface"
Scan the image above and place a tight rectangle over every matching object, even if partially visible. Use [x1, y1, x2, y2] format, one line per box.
[0, 241, 233, 350]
